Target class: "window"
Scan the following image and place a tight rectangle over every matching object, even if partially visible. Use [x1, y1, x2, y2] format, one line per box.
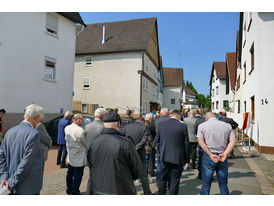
[82, 104, 87, 113]
[223, 100, 229, 108]
[250, 43, 254, 74]
[237, 100, 241, 114]
[216, 101, 219, 109]
[212, 102, 214, 110]
[171, 99, 175, 104]
[83, 77, 90, 90]
[213, 75, 215, 83]
[212, 89, 214, 97]
[92, 104, 99, 113]
[46, 13, 58, 35]
[216, 86, 219, 95]
[243, 22, 246, 47]
[251, 96, 255, 121]
[247, 12, 252, 31]
[44, 57, 56, 80]
[236, 76, 241, 90]
[145, 58, 149, 71]
[243, 62, 246, 83]
[244, 101, 247, 113]
[143, 78, 148, 91]
[86, 56, 92, 66]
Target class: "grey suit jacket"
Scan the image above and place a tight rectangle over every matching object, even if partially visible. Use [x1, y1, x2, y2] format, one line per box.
[85, 118, 104, 147]
[36, 123, 52, 162]
[184, 116, 198, 143]
[0, 121, 43, 195]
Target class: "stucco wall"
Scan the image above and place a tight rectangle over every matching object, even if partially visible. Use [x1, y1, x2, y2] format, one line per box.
[163, 86, 182, 110]
[0, 12, 76, 114]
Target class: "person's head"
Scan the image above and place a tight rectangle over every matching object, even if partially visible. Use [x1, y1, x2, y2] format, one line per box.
[160, 107, 169, 116]
[72, 113, 84, 126]
[145, 120, 151, 127]
[145, 113, 153, 122]
[64, 111, 72, 120]
[136, 117, 145, 124]
[0, 109, 6, 115]
[103, 112, 121, 131]
[94, 108, 107, 121]
[195, 110, 201, 116]
[24, 104, 44, 128]
[219, 111, 223, 116]
[222, 111, 227, 117]
[205, 112, 216, 121]
[170, 110, 181, 121]
[188, 110, 196, 117]
[114, 108, 119, 113]
[126, 109, 132, 117]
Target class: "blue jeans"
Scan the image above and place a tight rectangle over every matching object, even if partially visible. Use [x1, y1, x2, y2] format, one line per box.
[156, 152, 162, 186]
[158, 161, 183, 195]
[57, 144, 67, 166]
[66, 164, 84, 195]
[200, 153, 229, 195]
[198, 146, 203, 176]
[145, 154, 150, 174]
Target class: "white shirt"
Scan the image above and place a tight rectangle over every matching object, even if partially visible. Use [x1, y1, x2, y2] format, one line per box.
[65, 123, 86, 167]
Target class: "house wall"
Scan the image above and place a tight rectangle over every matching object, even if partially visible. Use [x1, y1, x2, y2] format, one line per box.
[0, 12, 76, 132]
[163, 86, 182, 110]
[73, 52, 142, 116]
[240, 12, 274, 152]
[210, 70, 229, 113]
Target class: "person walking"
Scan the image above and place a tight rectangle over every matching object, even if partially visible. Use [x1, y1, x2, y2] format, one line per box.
[57, 111, 72, 168]
[151, 107, 170, 185]
[197, 112, 237, 195]
[65, 114, 86, 195]
[184, 110, 198, 169]
[86, 112, 140, 195]
[0, 104, 44, 195]
[221, 112, 238, 159]
[0, 109, 6, 145]
[156, 110, 189, 195]
[122, 117, 152, 195]
[120, 109, 134, 128]
[36, 120, 52, 174]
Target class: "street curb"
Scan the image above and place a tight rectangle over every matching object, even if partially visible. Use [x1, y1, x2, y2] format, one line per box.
[238, 147, 274, 195]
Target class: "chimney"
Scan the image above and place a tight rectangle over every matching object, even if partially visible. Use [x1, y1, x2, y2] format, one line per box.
[102, 25, 106, 44]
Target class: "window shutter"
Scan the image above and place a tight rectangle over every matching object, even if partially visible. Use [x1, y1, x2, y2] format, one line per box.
[46, 13, 58, 33]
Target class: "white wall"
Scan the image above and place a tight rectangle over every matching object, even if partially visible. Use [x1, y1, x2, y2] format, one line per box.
[241, 12, 274, 148]
[163, 86, 182, 110]
[0, 12, 76, 113]
[210, 69, 229, 113]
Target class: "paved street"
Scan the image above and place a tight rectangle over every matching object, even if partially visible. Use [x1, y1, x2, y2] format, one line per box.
[40, 146, 274, 195]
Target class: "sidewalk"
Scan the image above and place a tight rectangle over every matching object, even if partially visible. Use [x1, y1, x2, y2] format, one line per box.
[41, 147, 268, 195]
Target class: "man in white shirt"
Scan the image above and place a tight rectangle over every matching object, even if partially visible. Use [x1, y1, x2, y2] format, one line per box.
[65, 113, 86, 195]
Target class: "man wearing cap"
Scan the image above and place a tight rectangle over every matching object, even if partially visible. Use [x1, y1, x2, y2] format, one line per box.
[86, 112, 140, 195]
[57, 111, 72, 168]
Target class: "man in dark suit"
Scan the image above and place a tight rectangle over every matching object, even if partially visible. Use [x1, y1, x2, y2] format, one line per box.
[221, 112, 238, 159]
[122, 117, 152, 195]
[156, 110, 190, 195]
[0, 104, 44, 195]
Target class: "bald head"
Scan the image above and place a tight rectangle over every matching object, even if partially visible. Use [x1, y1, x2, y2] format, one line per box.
[205, 112, 216, 120]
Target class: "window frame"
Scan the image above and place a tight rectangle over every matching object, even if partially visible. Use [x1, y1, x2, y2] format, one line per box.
[81, 104, 87, 113]
[45, 13, 59, 37]
[83, 77, 91, 90]
[85, 56, 92, 67]
[43, 56, 57, 82]
[247, 12, 252, 32]
[243, 62, 247, 84]
[251, 96, 255, 122]
[243, 22, 247, 48]
[92, 104, 99, 113]
[171, 98, 175, 104]
[249, 43, 255, 75]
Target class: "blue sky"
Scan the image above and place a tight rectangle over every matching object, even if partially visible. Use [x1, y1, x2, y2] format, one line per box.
[80, 12, 240, 96]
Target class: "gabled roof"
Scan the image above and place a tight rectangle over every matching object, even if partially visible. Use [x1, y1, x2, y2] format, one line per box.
[58, 12, 86, 26]
[76, 17, 157, 55]
[183, 86, 197, 96]
[226, 52, 237, 90]
[209, 62, 226, 85]
[163, 68, 184, 87]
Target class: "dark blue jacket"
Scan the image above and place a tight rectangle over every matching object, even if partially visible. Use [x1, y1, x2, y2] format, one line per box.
[156, 118, 190, 165]
[0, 122, 43, 194]
[57, 117, 70, 145]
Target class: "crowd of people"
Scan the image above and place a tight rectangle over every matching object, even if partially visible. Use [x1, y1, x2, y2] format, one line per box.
[0, 104, 238, 195]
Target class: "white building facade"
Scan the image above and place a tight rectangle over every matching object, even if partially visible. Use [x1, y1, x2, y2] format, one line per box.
[0, 12, 85, 132]
[182, 86, 199, 109]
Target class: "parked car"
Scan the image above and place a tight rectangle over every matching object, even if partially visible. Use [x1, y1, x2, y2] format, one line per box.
[43, 114, 94, 145]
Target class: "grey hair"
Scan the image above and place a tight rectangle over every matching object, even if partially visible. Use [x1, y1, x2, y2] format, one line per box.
[145, 113, 153, 121]
[188, 110, 195, 116]
[64, 111, 72, 117]
[24, 104, 44, 120]
[95, 108, 107, 117]
[160, 107, 169, 114]
[73, 113, 83, 120]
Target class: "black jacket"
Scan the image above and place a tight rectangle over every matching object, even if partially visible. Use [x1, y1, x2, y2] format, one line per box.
[86, 128, 140, 195]
[221, 117, 239, 129]
[151, 115, 170, 148]
[156, 118, 190, 165]
[122, 122, 149, 151]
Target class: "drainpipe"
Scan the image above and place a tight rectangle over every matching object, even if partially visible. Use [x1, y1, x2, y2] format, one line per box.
[76, 25, 84, 36]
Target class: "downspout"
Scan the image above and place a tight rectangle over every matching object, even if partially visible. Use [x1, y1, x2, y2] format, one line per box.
[140, 51, 144, 117]
[76, 25, 84, 36]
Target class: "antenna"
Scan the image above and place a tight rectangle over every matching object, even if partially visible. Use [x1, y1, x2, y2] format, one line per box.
[102, 26, 106, 44]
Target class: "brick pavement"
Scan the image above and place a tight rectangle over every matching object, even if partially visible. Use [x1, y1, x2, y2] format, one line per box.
[41, 147, 267, 195]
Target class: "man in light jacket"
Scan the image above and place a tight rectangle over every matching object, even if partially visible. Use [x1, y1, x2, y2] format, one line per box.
[65, 114, 86, 195]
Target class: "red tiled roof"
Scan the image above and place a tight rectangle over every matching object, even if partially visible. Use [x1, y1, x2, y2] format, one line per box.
[183, 86, 197, 96]
[209, 62, 226, 85]
[226, 52, 237, 90]
[163, 68, 184, 87]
